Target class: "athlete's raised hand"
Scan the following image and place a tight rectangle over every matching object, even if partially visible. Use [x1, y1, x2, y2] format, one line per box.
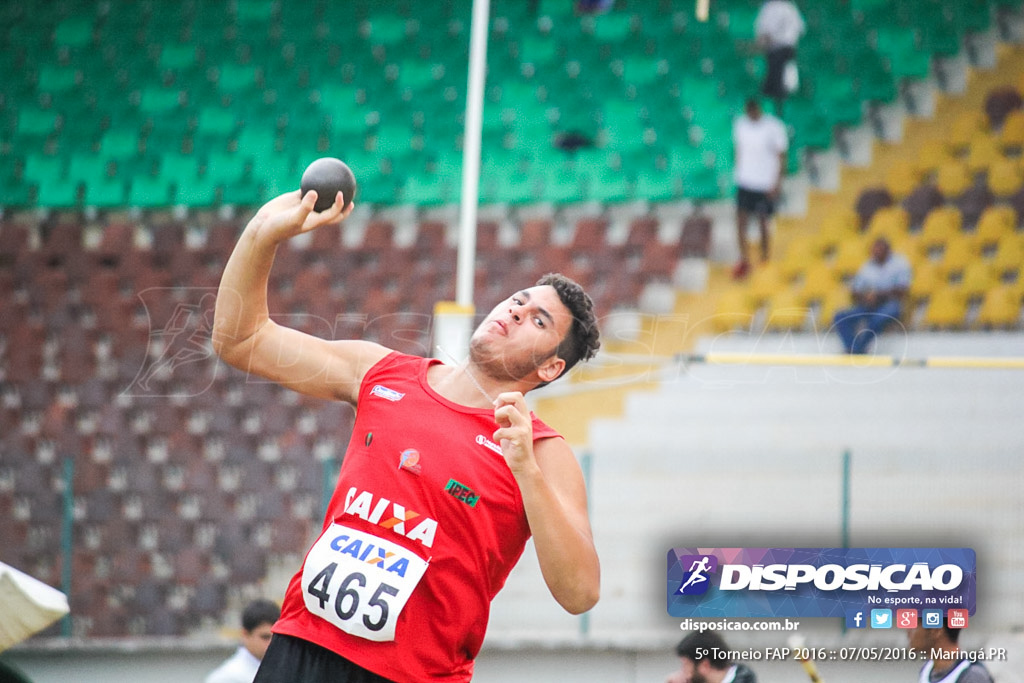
[250, 189, 353, 246]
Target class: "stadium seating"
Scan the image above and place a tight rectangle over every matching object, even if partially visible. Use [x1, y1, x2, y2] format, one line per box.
[3, 0, 1015, 210]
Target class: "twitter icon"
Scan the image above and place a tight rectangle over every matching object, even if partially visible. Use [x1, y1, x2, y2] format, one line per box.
[871, 609, 892, 629]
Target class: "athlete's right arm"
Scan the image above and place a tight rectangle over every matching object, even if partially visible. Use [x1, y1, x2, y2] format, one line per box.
[212, 190, 391, 404]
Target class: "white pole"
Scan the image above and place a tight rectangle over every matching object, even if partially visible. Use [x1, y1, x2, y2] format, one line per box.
[456, 0, 491, 309]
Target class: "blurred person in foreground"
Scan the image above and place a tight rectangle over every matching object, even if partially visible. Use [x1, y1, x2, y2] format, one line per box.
[205, 599, 280, 683]
[666, 631, 758, 683]
[908, 621, 993, 683]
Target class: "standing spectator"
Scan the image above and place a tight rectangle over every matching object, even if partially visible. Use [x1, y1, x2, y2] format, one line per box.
[206, 600, 281, 683]
[832, 237, 912, 354]
[754, 0, 805, 115]
[732, 97, 788, 280]
[665, 631, 758, 683]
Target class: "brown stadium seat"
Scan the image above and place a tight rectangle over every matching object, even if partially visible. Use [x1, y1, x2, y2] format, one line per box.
[361, 219, 396, 252]
[518, 217, 553, 250]
[680, 214, 712, 258]
[853, 187, 894, 229]
[414, 220, 448, 253]
[901, 183, 945, 230]
[952, 182, 994, 229]
[625, 216, 659, 250]
[96, 221, 136, 264]
[571, 216, 609, 253]
[983, 85, 1023, 130]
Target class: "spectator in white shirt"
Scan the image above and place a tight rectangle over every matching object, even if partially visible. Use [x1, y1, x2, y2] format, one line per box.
[832, 237, 912, 354]
[206, 600, 280, 683]
[754, 0, 805, 115]
[732, 98, 789, 279]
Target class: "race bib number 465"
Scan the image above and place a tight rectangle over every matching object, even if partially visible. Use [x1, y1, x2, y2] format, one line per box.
[302, 524, 429, 642]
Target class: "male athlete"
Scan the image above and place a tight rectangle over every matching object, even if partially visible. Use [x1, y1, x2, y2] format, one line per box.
[212, 190, 601, 682]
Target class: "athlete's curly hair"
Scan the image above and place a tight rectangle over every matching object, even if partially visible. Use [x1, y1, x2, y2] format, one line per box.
[537, 273, 600, 380]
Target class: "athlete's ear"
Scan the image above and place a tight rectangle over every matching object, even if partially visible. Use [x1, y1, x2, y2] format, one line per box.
[537, 355, 565, 383]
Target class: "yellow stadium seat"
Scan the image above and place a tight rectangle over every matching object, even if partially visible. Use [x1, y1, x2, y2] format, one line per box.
[919, 206, 963, 253]
[922, 284, 969, 329]
[957, 260, 997, 301]
[830, 236, 870, 280]
[815, 210, 860, 256]
[908, 260, 945, 306]
[991, 234, 1024, 278]
[779, 235, 824, 281]
[818, 288, 853, 331]
[936, 161, 972, 197]
[937, 233, 979, 277]
[974, 205, 1016, 252]
[797, 262, 841, 306]
[1000, 110, 1024, 151]
[764, 287, 809, 331]
[917, 138, 954, 174]
[966, 132, 1004, 174]
[712, 286, 757, 332]
[746, 262, 789, 305]
[987, 157, 1024, 197]
[948, 111, 988, 152]
[889, 233, 925, 268]
[974, 284, 1021, 328]
[883, 158, 921, 200]
[866, 206, 910, 240]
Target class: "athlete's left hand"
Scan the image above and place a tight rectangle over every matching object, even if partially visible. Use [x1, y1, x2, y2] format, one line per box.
[493, 392, 537, 476]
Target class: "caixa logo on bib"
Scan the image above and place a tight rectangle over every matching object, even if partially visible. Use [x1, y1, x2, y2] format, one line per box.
[667, 548, 976, 619]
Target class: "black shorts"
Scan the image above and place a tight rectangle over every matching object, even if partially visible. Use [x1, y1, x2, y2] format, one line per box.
[736, 187, 776, 216]
[763, 45, 797, 98]
[254, 634, 396, 683]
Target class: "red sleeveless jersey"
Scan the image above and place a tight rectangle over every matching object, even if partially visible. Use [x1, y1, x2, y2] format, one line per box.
[273, 352, 561, 681]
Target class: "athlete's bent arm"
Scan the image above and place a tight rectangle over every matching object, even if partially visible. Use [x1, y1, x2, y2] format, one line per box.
[494, 393, 600, 614]
[212, 190, 390, 404]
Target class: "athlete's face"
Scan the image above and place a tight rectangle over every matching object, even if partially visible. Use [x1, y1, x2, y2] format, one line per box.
[469, 285, 571, 383]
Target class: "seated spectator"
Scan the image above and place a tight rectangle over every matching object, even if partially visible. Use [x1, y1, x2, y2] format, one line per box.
[832, 237, 912, 354]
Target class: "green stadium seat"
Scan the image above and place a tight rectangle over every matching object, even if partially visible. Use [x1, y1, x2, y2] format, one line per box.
[128, 175, 174, 207]
[401, 172, 450, 206]
[68, 155, 108, 184]
[175, 175, 219, 206]
[54, 17, 94, 49]
[99, 129, 141, 158]
[874, 27, 931, 80]
[632, 167, 679, 203]
[159, 43, 199, 72]
[23, 154, 66, 185]
[205, 151, 248, 186]
[84, 176, 127, 207]
[484, 170, 535, 205]
[37, 65, 80, 93]
[587, 168, 630, 203]
[35, 176, 79, 208]
[364, 16, 408, 46]
[16, 108, 60, 137]
[235, 0, 275, 24]
[591, 13, 635, 44]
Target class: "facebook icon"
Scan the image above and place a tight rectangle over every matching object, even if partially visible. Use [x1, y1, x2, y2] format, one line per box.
[846, 610, 867, 629]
